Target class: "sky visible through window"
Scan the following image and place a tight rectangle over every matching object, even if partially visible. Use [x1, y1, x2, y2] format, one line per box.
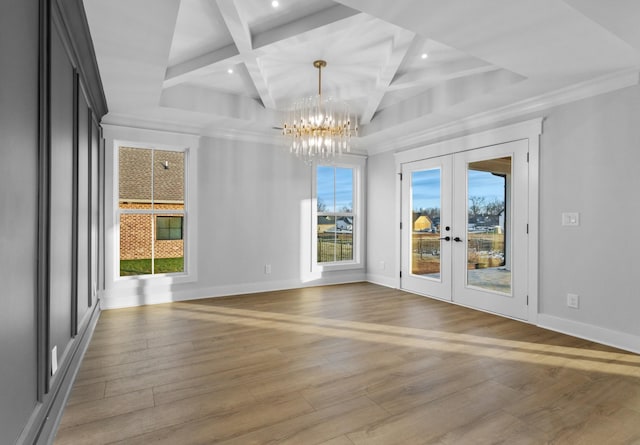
[317, 166, 353, 212]
[412, 168, 504, 211]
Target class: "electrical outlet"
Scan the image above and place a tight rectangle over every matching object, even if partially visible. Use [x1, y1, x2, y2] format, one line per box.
[51, 346, 58, 375]
[264, 264, 271, 275]
[567, 293, 579, 309]
[379, 260, 385, 270]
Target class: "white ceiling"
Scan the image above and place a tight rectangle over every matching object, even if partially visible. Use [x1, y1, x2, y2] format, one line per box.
[83, 0, 640, 152]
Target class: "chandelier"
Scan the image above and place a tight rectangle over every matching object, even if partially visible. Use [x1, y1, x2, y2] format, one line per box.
[282, 60, 357, 161]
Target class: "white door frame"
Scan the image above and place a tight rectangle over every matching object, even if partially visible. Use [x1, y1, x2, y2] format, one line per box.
[394, 119, 541, 323]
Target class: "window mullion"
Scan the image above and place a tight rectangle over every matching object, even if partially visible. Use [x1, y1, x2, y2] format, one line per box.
[150, 149, 155, 275]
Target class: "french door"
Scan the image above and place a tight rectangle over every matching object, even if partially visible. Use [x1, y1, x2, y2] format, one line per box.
[401, 140, 529, 320]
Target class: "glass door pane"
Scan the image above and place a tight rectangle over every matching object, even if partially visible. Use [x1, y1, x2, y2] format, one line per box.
[466, 156, 511, 294]
[401, 156, 452, 301]
[411, 169, 442, 280]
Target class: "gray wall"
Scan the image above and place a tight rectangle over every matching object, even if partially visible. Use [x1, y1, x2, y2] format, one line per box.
[0, 1, 106, 443]
[0, 0, 39, 442]
[196, 137, 311, 287]
[366, 84, 640, 346]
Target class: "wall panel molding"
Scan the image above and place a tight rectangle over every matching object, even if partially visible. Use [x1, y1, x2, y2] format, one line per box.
[52, 0, 107, 119]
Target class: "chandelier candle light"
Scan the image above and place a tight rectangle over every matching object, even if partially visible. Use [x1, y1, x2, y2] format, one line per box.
[283, 60, 357, 160]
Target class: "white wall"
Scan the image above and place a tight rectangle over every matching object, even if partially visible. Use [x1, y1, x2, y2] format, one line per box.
[537, 84, 640, 347]
[102, 128, 366, 308]
[366, 84, 640, 353]
[366, 151, 398, 287]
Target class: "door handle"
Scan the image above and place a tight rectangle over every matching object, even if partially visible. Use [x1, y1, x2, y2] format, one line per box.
[453, 236, 463, 242]
[439, 236, 451, 241]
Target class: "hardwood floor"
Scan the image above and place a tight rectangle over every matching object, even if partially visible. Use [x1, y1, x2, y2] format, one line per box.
[54, 283, 640, 444]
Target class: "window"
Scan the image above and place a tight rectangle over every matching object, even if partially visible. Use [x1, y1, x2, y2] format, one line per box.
[315, 163, 361, 266]
[118, 147, 186, 276]
[156, 216, 183, 240]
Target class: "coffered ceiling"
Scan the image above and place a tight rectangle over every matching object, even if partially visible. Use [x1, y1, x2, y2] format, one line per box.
[83, 0, 640, 152]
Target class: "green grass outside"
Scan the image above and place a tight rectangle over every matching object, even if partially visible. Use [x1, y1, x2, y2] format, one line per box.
[120, 257, 184, 276]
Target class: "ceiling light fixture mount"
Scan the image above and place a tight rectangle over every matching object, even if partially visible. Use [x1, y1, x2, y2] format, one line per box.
[282, 59, 357, 163]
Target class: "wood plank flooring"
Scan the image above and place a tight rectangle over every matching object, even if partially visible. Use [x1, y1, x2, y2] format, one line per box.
[54, 283, 640, 444]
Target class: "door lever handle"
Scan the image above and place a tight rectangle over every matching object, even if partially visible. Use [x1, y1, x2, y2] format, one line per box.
[439, 236, 451, 241]
[453, 236, 463, 242]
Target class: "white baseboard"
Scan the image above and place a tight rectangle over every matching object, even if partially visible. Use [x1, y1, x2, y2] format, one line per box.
[101, 272, 366, 309]
[537, 314, 640, 355]
[365, 273, 397, 289]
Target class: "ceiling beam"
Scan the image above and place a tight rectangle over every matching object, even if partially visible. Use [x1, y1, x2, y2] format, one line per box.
[215, 0, 275, 109]
[164, 1, 364, 109]
[359, 30, 417, 125]
[252, 4, 359, 49]
[389, 59, 496, 90]
[164, 44, 241, 88]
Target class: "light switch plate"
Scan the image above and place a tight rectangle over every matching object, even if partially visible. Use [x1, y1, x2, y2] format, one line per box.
[51, 346, 58, 375]
[562, 212, 580, 226]
[567, 293, 579, 309]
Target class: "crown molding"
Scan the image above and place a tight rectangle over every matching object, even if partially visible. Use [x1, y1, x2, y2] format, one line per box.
[366, 68, 640, 156]
[200, 125, 284, 146]
[101, 68, 638, 153]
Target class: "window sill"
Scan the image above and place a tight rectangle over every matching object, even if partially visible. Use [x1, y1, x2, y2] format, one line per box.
[114, 271, 196, 287]
[314, 262, 363, 273]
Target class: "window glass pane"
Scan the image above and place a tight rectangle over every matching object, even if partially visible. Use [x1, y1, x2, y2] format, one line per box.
[119, 147, 151, 209]
[317, 215, 336, 263]
[467, 157, 511, 294]
[336, 216, 353, 261]
[317, 216, 354, 263]
[154, 257, 184, 274]
[153, 150, 185, 210]
[317, 165, 335, 212]
[120, 213, 153, 276]
[411, 168, 441, 279]
[155, 214, 184, 273]
[335, 167, 353, 212]
[156, 216, 183, 240]
[156, 216, 170, 229]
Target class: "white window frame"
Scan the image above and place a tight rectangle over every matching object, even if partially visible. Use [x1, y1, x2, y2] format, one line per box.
[312, 156, 365, 272]
[114, 141, 192, 281]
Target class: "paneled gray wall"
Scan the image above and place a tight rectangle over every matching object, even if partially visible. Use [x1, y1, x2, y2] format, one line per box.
[0, 1, 39, 442]
[0, 1, 107, 443]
